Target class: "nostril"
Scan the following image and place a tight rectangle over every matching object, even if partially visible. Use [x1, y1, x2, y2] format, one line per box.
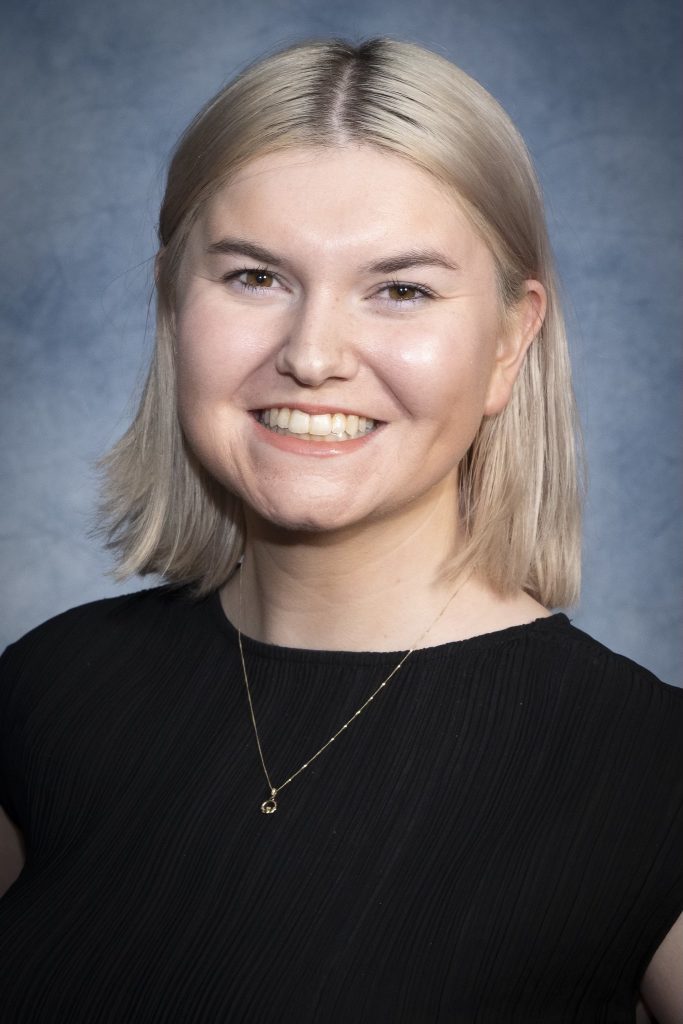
[275, 321, 358, 385]
[276, 351, 358, 387]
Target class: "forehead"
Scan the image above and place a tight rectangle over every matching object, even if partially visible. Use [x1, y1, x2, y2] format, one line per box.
[197, 145, 487, 266]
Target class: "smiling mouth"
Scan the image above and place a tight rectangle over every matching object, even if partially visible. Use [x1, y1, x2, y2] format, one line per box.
[255, 407, 379, 441]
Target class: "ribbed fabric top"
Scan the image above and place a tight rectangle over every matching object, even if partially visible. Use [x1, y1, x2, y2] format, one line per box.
[1, 586, 682, 1023]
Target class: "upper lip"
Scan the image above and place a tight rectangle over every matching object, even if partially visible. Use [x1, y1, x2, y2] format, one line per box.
[252, 403, 384, 420]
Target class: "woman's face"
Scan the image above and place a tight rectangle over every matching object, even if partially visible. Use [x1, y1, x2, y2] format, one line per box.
[174, 145, 540, 536]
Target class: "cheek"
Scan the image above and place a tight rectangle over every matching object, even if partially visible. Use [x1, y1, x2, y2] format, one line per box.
[377, 318, 495, 421]
[175, 299, 269, 401]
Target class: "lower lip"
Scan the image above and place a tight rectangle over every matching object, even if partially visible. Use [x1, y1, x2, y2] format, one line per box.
[251, 417, 382, 457]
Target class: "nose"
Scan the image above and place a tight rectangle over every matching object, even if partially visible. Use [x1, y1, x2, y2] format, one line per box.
[275, 295, 359, 387]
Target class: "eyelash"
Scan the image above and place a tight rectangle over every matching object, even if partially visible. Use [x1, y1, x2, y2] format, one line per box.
[222, 267, 435, 306]
[384, 278, 435, 305]
[223, 266, 276, 293]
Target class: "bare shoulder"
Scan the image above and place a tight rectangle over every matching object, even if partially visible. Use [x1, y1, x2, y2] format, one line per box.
[635, 999, 654, 1023]
[639, 910, 683, 1024]
[496, 590, 554, 625]
[0, 805, 25, 898]
[454, 581, 553, 638]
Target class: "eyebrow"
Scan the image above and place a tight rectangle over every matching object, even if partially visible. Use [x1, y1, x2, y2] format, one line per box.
[360, 249, 461, 275]
[206, 238, 460, 275]
[206, 238, 286, 266]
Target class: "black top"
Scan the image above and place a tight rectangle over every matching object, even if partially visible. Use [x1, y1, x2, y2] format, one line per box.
[1, 587, 682, 1023]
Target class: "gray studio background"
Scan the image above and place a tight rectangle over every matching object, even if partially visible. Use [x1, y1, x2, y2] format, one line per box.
[1, 0, 681, 683]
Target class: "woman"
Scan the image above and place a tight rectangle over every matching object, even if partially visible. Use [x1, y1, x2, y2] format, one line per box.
[1, 38, 681, 1023]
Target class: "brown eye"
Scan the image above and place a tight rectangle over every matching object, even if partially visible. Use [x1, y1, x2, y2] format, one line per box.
[387, 283, 419, 301]
[383, 282, 431, 304]
[243, 269, 275, 288]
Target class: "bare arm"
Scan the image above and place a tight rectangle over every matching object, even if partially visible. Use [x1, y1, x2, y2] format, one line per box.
[639, 910, 683, 1024]
[635, 998, 655, 1023]
[0, 804, 25, 897]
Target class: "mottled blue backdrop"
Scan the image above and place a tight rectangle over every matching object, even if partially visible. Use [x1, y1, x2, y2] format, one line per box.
[1, 0, 681, 683]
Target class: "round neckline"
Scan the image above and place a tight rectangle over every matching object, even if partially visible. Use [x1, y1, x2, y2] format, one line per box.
[205, 589, 572, 666]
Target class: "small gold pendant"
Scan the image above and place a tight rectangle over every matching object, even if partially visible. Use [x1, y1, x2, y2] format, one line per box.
[261, 794, 277, 814]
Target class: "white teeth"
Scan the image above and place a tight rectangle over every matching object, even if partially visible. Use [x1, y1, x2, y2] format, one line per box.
[331, 413, 346, 437]
[288, 409, 310, 434]
[345, 414, 359, 436]
[309, 413, 332, 436]
[259, 407, 377, 440]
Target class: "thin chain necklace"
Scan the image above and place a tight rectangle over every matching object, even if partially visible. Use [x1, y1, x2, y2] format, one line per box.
[237, 565, 469, 814]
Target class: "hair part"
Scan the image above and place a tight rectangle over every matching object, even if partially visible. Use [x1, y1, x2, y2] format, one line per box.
[98, 37, 585, 608]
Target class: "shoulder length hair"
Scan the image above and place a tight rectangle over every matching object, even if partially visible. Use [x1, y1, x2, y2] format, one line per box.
[98, 37, 584, 608]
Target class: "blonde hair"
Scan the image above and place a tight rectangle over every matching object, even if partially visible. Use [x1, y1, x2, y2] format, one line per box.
[99, 38, 584, 607]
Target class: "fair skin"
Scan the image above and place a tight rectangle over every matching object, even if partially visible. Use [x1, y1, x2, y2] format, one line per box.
[1, 144, 679, 1018]
[175, 144, 548, 651]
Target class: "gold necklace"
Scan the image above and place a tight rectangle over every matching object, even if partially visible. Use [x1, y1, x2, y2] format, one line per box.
[237, 566, 469, 814]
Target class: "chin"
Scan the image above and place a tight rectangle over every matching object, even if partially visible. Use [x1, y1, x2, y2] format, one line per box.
[246, 494, 372, 536]
[257, 509, 357, 535]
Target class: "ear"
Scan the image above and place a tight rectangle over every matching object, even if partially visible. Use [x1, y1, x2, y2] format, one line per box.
[483, 280, 547, 416]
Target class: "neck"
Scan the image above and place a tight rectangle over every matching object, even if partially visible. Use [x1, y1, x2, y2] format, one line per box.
[221, 481, 496, 651]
